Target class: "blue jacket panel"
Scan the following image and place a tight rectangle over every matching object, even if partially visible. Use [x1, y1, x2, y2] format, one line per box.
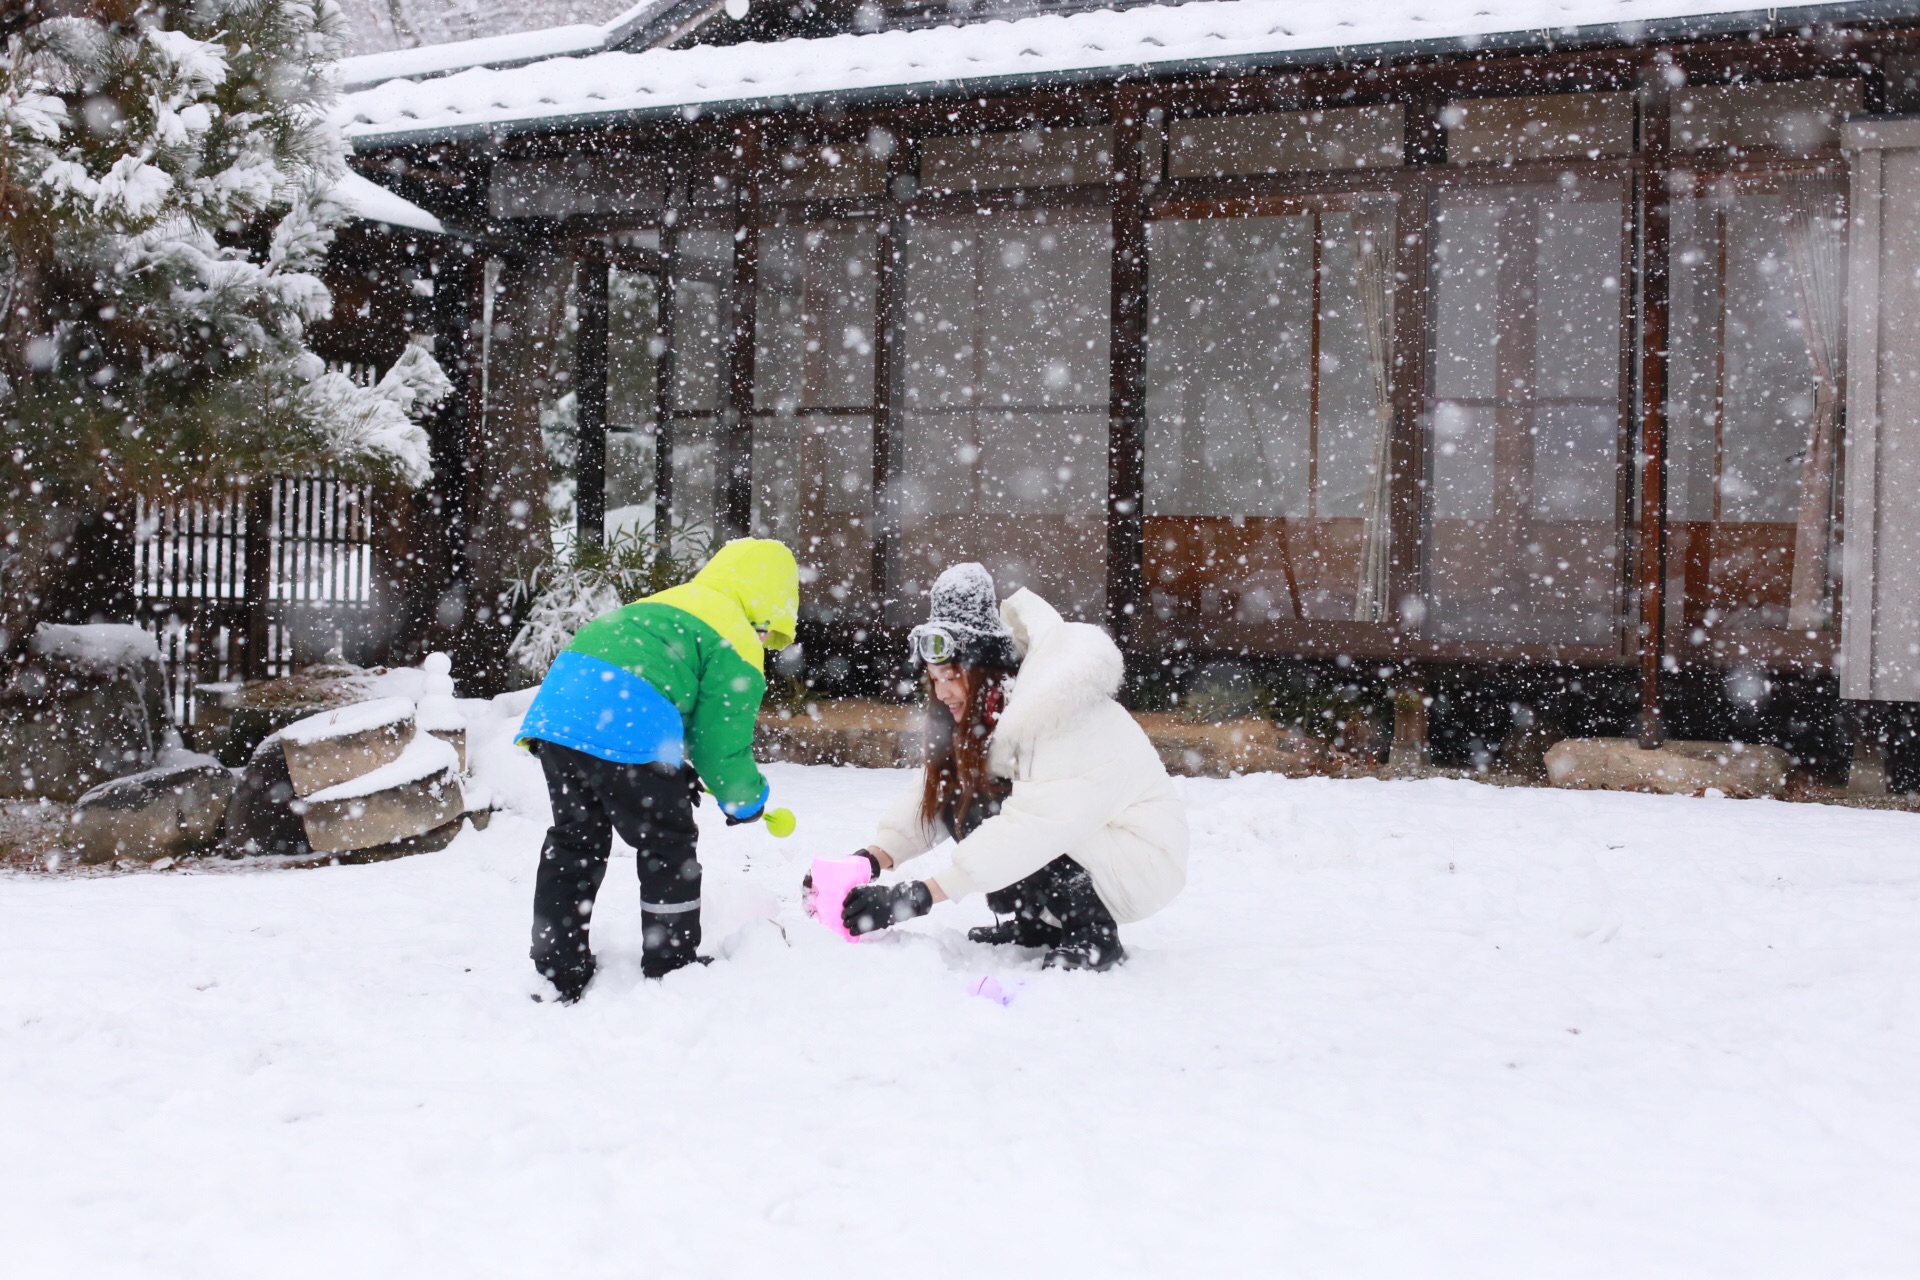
[518, 651, 686, 767]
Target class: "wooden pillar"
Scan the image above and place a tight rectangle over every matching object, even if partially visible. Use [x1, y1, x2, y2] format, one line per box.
[1107, 89, 1152, 646]
[1390, 182, 1432, 642]
[720, 126, 762, 541]
[573, 256, 610, 552]
[1395, 87, 1445, 647]
[871, 128, 915, 618]
[1634, 59, 1675, 748]
[1389, 670, 1432, 775]
[241, 482, 273, 679]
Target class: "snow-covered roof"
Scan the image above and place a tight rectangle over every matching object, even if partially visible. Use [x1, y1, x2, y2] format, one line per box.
[330, 0, 703, 92]
[335, 0, 1898, 147]
[335, 25, 610, 92]
[330, 170, 445, 234]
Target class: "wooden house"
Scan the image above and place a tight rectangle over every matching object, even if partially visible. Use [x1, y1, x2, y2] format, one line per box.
[333, 0, 1920, 772]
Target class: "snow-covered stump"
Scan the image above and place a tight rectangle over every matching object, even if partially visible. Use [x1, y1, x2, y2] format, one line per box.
[71, 752, 236, 864]
[1545, 738, 1792, 798]
[299, 734, 464, 855]
[279, 698, 417, 798]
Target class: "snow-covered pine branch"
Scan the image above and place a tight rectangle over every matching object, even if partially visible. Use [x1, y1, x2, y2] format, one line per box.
[1, 1, 448, 494]
[1, 0, 451, 636]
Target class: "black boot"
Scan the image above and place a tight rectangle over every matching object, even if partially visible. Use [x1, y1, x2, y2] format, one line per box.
[967, 916, 1065, 948]
[536, 956, 596, 1003]
[973, 870, 1066, 948]
[1043, 924, 1126, 972]
[641, 906, 703, 979]
[1034, 856, 1125, 972]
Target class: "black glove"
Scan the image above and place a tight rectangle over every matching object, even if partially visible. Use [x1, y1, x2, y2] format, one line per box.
[682, 766, 703, 808]
[842, 880, 934, 936]
[801, 850, 884, 901]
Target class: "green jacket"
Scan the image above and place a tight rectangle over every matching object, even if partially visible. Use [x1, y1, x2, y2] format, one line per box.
[518, 538, 799, 816]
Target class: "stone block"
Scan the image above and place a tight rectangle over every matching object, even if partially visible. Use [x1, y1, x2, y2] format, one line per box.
[299, 734, 464, 854]
[72, 752, 236, 863]
[279, 698, 417, 797]
[426, 726, 468, 772]
[417, 692, 469, 771]
[1139, 715, 1326, 778]
[1545, 737, 1792, 798]
[218, 738, 313, 858]
[757, 702, 922, 768]
[199, 675, 373, 766]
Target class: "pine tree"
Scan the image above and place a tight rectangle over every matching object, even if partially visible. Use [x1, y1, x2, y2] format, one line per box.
[0, 0, 448, 650]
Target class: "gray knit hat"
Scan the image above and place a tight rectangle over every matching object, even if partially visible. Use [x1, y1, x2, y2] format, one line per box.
[907, 563, 1019, 670]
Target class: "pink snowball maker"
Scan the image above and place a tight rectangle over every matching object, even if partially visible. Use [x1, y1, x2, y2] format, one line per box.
[807, 855, 873, 944]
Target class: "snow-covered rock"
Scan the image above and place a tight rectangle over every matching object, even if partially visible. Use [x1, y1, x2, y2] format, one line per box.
[71, 750, 235, 863]
[0, 624, 170, 802]
[299, 733, 464, 854]
[216, 736, 312, 858]
[1546, 737, 1792, 798]
[279, 697, 417, 797]
[29, 624, 161, 674]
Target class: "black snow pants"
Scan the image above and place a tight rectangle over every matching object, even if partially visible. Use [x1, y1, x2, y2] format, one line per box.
[984, 855, 1119, 948]
[529, 740, 702, 991]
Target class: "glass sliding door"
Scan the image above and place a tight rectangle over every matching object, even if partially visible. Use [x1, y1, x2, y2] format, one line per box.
[1143, 198, 1398, 631]
[1666, 176, 1844, 642]
[752, 220, 878, 623]
[1424, 179, 1629, 646]
[888, 206, 1111, 623]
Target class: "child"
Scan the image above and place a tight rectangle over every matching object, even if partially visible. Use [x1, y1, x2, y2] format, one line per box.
[518, 537, 798, 1000]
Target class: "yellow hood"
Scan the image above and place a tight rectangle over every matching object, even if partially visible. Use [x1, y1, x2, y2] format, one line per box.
[692, 538, 800, 651]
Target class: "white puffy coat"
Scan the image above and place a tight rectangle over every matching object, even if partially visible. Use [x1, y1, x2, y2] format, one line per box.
[870, 589, 1189, 924]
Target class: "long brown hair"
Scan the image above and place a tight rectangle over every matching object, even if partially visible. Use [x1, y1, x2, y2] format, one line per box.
[918, 664, 1012, 831]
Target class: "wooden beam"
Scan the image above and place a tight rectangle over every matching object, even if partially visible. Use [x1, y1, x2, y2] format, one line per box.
[573, 256, 610, 551]
[1107, 89, 1152, 644]
[1390, 87, 1440, 648]
[870, 127, 915, 616]
[1633, 56, 1675, 747]
[720, 126, 762, 541]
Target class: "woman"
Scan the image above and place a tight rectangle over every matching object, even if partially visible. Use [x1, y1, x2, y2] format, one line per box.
[833, 564, 1188, 970]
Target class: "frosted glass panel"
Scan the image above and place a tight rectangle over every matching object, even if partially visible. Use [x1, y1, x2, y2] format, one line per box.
[604, 267, 660, 541]
[1143, 204, 1397, 625]
[755, 223, 877, 412]
[1168, 105, 1404, 176]
[671, 230, 732, 414]
[751, 414, 875, 622]
[1425, 183, 1625, 645]
[1665, 183, 1844, 634]
[891, 208, 1110, 623]
[1146, 215, 1313, 519]
[1446, 93, 1635, 165]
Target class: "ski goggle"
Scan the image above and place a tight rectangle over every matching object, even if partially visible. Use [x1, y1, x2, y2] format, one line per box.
[908, 624, 959, 667]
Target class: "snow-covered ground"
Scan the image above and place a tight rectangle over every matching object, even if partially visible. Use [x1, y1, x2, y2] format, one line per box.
[4, 711, 1919, 1277]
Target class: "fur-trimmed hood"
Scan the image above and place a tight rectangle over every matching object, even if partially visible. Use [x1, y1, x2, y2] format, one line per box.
[988, 589, 1125, 775]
